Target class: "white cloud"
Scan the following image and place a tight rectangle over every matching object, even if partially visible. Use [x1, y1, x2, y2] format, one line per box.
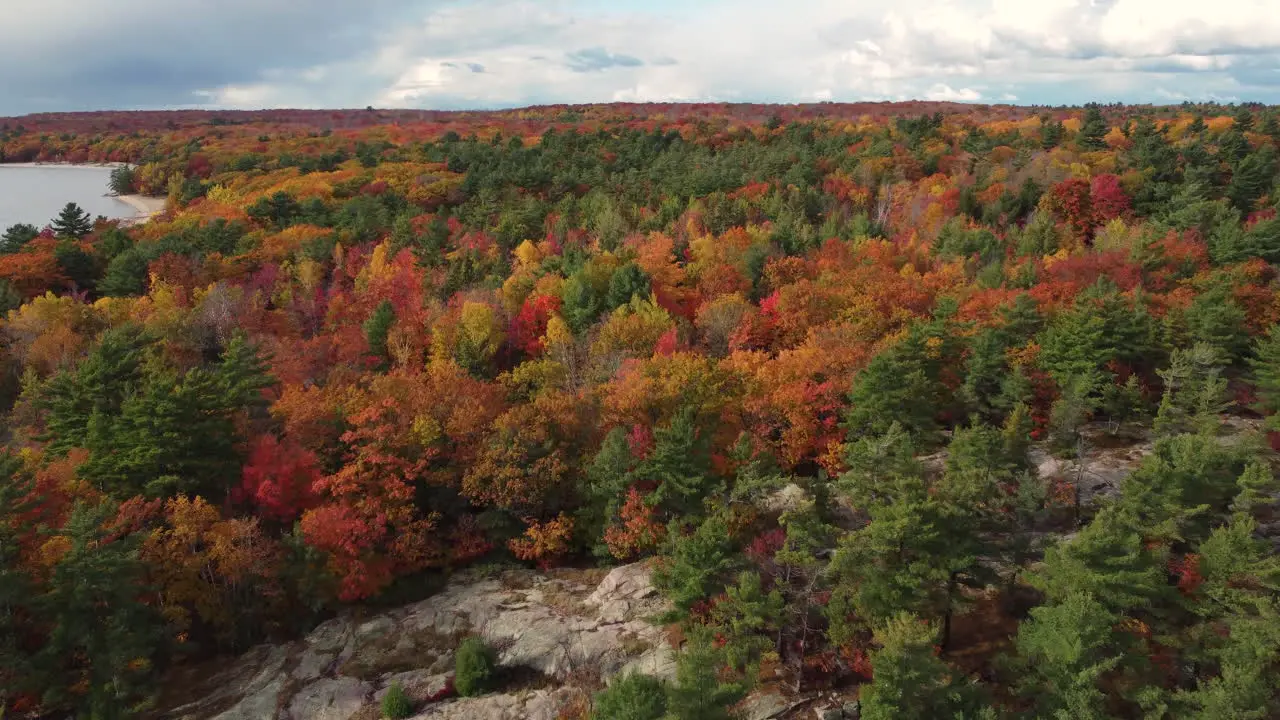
[9, 0, 1280, 114]
[924, 84, 983, 102]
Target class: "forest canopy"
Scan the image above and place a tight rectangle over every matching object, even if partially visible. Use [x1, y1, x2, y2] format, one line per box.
[1, 100, 1280, 718]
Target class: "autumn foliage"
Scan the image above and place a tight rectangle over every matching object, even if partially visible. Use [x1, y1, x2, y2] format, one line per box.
[3, 100, 1280, 718]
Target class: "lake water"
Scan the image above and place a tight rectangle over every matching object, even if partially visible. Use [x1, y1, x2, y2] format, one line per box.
[0, 165, 136, 230]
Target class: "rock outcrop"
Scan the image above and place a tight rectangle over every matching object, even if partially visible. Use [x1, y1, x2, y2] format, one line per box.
[158, 561, 673, 720]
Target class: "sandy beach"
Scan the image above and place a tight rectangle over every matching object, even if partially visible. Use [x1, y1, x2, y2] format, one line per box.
[116, 194, 167, 224]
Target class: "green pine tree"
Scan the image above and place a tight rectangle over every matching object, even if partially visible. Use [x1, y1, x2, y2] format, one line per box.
[0, 277, 23, 314]
[606, 262, 651, 310]
[726, 433, 786, 505]
[666, 627, 748, 720]
[50, 202, 93, 239]
[1195, 514, 1280, 618]
[860, 613, 990, 720]
[1120, 433, 1247, 543]
[0, 222, 40, 253]
[40, 324, 153, 454]
[1232, 461, 1278, 515]
[591, 673, 668, 720]
[837, 421, 921, 510]
[36, 501, 165, 718]
[363, 300, 395, 366]
[1012, 592, 1122, 720]
[643, 406, 719, 517]
[0, 454, 38, 706]
[1180, 285, 1250, 363]
[580, 427, 637, 557]
[846, 328, 946, 443]
[1030, 505, 1171, 616]
[1227, 145, 1277, 213]
[1247, 323, 1280, 424]
[652, 513, 735, 617]
[710, 571, 783, 672]
[1174, 515, 1280, 720]
[1153, 343, 1231, 438]
[1078, 105, 1109, 151]
[99, 247, 151, 297]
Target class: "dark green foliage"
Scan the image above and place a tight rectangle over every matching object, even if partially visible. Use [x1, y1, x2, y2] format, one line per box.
[41, 324, 153, 453]
[1046, 373, 1098, 461]
[1233, 461, 1278, 515]
[0, 277, 22, 313]
[36, 501, 165, 718]
[1040, 118, 1066, 149]
[99, 247, 151, 297]
[336, 193, 402, 243]
[79, 368, 234, 498]
[297, 197, 332, 227]
[45, 330, 274, 501]
[108, 165, 136, 195]
[726, 433, 786, 505]
[363, 300, 395, 364]
[652, 513, 735, 616]
[1153, 344, 1230, 438]
[247, 191, 302, 230]
[1014, 210, 1061, 257]
[1218, 129, 1250, 165]
[53, 240, 98, 291]
[860, 613, 990, 720]
[665, 627, 749, 720]
[591, 673, 669, 720]
[1078, 105, 1109, 151]
[0, 454, 37, 701]
[0, 222, 39, 253]
[1195, 514, 1280, 618]
[50, 202, 93, 239]
[828, 456, 994, 649]
[1228, 145, 1277, 212]
[1037, 279, 1162, 389]
[1176, 516, 1280, 718]
[1248, 323, 1280, 419]
[381, 681, 413, 719]
[1030, 505, 1171, 616]
[1012, 592, 1121, 720]
[1120, 433, 1248, 543]
[1232, 106, 1255, 132]
[96, 226, 135, 261]
[846, 325, 950, 442]
[934, 218, 1002, 263]
[606, 262, 651, 309]
[453, 636, 496, 697]
[837, 422, 921, 509]
[1180, 285, 1250, 363]
[960, 302, 1041, 424]
[711, 571, 783, 672]
[561, 269, 606, 333]
[579, 427, 637, 557]
[643, 406, 719, 516]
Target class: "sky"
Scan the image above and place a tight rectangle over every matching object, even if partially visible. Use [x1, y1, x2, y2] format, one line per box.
[3, 0, 1280, 115]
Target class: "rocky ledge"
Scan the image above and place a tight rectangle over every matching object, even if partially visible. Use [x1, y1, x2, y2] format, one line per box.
[158, 562, 674, 720]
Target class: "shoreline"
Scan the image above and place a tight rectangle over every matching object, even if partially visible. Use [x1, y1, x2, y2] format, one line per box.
[0, 161, 128, 169]
[0, 161, 165, 225]
[114, 194, 167, 225]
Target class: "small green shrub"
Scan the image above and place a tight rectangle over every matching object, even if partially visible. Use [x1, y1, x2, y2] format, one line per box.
[454, 636, 496, 697]
[592, 673, 668, 720]
[381, 681, 412, 719]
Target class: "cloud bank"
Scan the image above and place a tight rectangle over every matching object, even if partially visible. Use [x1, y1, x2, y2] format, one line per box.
[3, 0, 1280, 114]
